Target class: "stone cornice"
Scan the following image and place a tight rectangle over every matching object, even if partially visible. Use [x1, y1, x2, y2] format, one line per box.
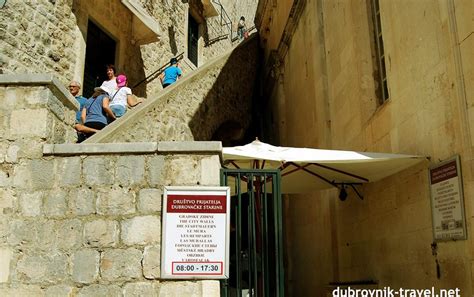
[43, 141, 222, 156]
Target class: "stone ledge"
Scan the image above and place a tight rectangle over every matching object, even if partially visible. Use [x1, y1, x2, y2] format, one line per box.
[158, 141, 222, 153]
[43, 141, 222, 156]
[0, 73, 79, 110]
[43, 142, 158, 155]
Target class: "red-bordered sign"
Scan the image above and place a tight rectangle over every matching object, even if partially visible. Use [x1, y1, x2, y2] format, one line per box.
[161, 187, 230, 279]
[429, 155, 466, 241]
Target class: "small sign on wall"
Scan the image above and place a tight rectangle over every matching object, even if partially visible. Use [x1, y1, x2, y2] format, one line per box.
[161, 186, 230, 279]
[429, 155, 467, 241]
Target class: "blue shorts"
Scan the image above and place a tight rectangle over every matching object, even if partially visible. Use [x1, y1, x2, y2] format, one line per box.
[110, 105, 127, 117]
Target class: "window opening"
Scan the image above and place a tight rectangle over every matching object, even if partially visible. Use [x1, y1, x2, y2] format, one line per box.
[371, 0, 389, 103]
[83, 20, 116, 98]
[188, 14, 199, 66]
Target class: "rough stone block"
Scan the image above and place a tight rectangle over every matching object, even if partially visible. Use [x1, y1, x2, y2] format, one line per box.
[0, 168, 11, 187]
[201, 280, 220, 297]
[123, 282, 159, 297]
[19, 191, 42, 217]
[16, 254, 67, 283]
[8, 219, 37, 246]
[158, 281, 201, 297]
[116, 155, 146, 186]
[72, 249, 100, 284]
[0, 217, 8, 245]
[44, 190, 67, 217]
[121, 216, 161, 245]
[96, 188, 135, 216]
[36, 220, 57, 251]
[147, 156, 165, 186]
[77, 284, 121, 297]
[45, 285, 74, 297]
[11, 138, 44, 159]
[100, 248, 143, 281]
[83, 156, 114, 186]
[83, 219, 119, 247]
[10, 108, 49, 138]
[57, 219, 82, 250]
[138, 188, 162, 213]
[6, 144, 20, 163]
[0, 143, 6, 163]
[46, 254, 69, 283]
[143, 245, 161, 279]
[57, 157, 82, 186]
[164, 156, 199, 185]
[68, 188, 95, 215]
[200, 155, 220, 185]
[13, 159, 55, 190]
[0, 247, 12, 282]
[0, 189, 15, 214]
[0, 285, 44, 296]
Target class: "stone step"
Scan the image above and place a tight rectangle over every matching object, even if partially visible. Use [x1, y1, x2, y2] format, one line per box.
[85, 34, 259, 144]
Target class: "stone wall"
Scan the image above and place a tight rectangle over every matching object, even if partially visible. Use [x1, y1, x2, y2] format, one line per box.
[0, 75, 223, 296]
[86, 35, 259, 144]
[1, 143, 221, 296]
[0, 1, 78, 83]
[0, 74, 78, 153]
[133, 0, 259, 97]
[0, 0, 258, 98]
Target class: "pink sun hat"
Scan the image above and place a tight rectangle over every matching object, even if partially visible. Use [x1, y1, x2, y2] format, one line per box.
[116, 74, 127, 87]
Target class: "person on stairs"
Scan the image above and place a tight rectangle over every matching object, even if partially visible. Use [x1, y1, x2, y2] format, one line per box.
[108, 74, 143, 121]
[159, 57, 182, 88]
[101, 64, 117, 91]
[68, 80, 88, 142]
[237, 16, 247, 40]
[74, 85, 115, 142]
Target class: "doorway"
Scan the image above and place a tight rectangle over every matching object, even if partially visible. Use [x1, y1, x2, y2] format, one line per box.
[83, 20, 116, 98]
[187, 14, 199, 66]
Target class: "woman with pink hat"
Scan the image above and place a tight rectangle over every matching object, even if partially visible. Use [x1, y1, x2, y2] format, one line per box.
[108, 74, 143, 120]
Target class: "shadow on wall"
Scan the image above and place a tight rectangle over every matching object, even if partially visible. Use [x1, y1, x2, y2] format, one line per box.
[189, 35, 261, 146]
[130, 45, 147, 97]
[168, 25, 178, 55]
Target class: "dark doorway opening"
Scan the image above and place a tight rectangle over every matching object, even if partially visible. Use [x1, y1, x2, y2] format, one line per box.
[187, 14, 199, 66]
[83, 20, 116, 98]
[221, 169, 285, 297]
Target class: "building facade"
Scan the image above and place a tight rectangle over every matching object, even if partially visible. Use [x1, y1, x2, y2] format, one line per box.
[0, 0, 257, 97]
[0, 0, 259, 296]
[256, 0, 473, 295]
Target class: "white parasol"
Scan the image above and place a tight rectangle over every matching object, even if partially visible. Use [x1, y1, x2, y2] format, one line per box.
[222, 139, 427, 195]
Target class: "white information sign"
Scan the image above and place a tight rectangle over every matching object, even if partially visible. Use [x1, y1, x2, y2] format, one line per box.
[429, 155, 467, 241]
[161, 186, 230, 279]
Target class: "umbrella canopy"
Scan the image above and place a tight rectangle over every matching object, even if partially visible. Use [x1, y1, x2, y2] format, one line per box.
[222, 139, 427, 193]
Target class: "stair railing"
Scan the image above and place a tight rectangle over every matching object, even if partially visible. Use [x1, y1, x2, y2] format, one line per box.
[211, 0, 234, 41]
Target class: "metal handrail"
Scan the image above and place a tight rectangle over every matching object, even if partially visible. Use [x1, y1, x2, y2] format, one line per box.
[211, 0, 233, 41]
[132, 52, 184, 89]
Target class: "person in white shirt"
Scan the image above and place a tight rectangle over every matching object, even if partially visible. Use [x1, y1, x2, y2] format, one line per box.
[108, 74, 143, 120]
[237, 16, 247, 40]
[101, 64, 117, 92]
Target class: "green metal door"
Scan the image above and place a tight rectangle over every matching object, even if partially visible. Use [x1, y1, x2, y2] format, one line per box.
[220, 169, 284, 297]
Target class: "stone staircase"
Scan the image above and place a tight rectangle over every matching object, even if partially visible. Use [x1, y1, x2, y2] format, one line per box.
[85, 34, 259, 144]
